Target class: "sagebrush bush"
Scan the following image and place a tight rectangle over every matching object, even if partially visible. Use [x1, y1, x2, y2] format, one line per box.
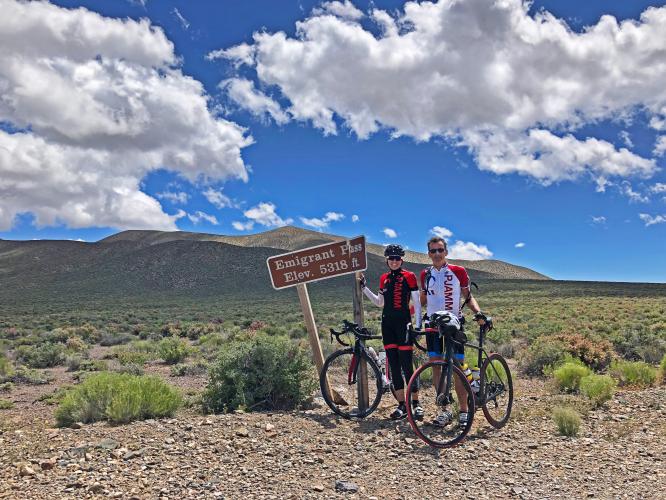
[553, 360, 592, 393]
[551, 332, 615, 370]
[519, 336, 567, 376]
[202, 334, 316, 413]
[100, 333, 132, 347]
[660, 354, 666, 384]
[0, 351, 13, 378]
[11, 366, 51, 385]
[158, 337, 190, 364]
[65, 336, 87, 353]
[552, 406, 581, 437]
[55, 372, 181, 427]
[170, 360, 208, 377]
[113, 348, 149, 366]
[579, 374, 616, 407]
[610, 360, 657, 387]
[15, 343, 66, 368]
[0, 398, 14, 410]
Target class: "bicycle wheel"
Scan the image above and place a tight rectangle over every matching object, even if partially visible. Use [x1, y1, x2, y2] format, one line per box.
[480, 353, 513, 428]
[405, 361, 475, 448]
[320, 348, 383, 419]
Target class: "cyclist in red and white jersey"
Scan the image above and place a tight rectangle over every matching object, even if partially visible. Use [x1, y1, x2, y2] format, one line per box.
[419, 236, 489, 427]
[360, 244, 423, 420]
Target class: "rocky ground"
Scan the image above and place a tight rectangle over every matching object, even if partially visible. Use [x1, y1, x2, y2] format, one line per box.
[1, 365, 664, 500]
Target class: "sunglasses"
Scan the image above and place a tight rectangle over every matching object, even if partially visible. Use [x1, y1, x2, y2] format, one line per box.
[429, 248, 446, 254]
[387, 256, 402, 261]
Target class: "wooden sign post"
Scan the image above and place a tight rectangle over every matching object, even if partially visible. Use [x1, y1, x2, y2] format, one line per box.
[267, 237, 368, 407]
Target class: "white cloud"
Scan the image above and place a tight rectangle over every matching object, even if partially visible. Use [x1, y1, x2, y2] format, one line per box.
[351, 214, 359, 222]
[448, 241, 493, 260]
[655, 136, 666, 156]
[313, 1, 364, 20]
[242, 202, 293, 228]
[639, 213, 666, 226]
[188, 211, 219, 225]
[232, 220, 254, 231]
[203, 187, 234, 209]
[619, 131, 633, 148]
[620, 182, 649, 203]
[383, 228, 397, 238]
[214, 0, 666, 186]
[222, 78, 289, 125]
[300, 211, 345, 230]
[430, 226, 453, 239]
[172, 8, 190, 30]
[591, 216, 607, 225]
[0, 0, 251, 231]
[515, 242, 525, 248]
[157, 191, 189, 205]
[207, 43, 255, 66]
[650, 183, 666, 194]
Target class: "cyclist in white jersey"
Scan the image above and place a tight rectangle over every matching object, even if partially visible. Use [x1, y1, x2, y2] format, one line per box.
[418, 236, 489, 427]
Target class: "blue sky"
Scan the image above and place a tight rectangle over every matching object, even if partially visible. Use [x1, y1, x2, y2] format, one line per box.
[1, 0, 665, 282]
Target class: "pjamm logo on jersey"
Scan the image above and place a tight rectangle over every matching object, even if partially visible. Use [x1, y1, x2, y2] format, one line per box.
[444, 273, 454, 310]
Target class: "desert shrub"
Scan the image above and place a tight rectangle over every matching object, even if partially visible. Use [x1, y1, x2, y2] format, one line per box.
[519, 336, 567, 376]
[609, 360, 657, 388]
[11, 366, 51, 385]
[0, 351, 13, 378]
[157, 337, 190, 365]
[552, 406, 581, 437]
[114, 363, 145, 376]
[161, 322, 182, 337]
[198, 333, 227, 359]
[37, 385, 73, 405]
[579, 374, 616, 407]
[613, 326, 666, 363]
[203, 334, 316, 413]
[170, 360, 208, 377]
[79, 359, 108, 373]
[553, 360, 592, 393]
[0, 382, 14, 392]
[551, 333, 615, 370]
[660, 354, 666, 384]
[15, 343, 66, 368]
[55, 372, 181, 427]
[0, 398, 14, 410]
[183, 322, 218, 341]
[65, 336, 87, 353]
[100, 333, 133, 347]
[112, 345, 152, 366]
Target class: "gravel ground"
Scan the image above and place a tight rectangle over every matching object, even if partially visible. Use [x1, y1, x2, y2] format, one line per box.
[1, 370, 664, 499]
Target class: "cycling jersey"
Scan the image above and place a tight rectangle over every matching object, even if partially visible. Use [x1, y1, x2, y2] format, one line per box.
[379, 269, 419, 318]
[420, 264, 470, 319]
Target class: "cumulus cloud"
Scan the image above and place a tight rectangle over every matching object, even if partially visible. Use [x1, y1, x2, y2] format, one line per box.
[157, 191, 189, 205]
[591, 216, 607, 224]
[515, 242, 525, 248]
[300, 211, 345, 230]
[188, 211, 219, 225]
[383, 228, 397, 238]
[214, 0, 666, 186]
[620, 182, 649, 203]
[232, 220, 255, 231]
[203, 187, 234, 209]
[650, 183, 666, 194]
[430, 226, 453, 239]
[351, 214, 359, 222]
[240, 202, 293, 228]
[448, 241, 493, 260]
[655, 136, 666, 156]
[0, 0, 251, 231]
[639, 213, 666, 226]
[222, 78, 289, 124]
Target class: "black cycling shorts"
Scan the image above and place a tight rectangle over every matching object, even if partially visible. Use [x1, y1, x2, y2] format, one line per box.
[426, 329, 465, 359]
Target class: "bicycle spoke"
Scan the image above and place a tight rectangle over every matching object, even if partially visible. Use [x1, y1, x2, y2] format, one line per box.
[481, 353, 513, 428]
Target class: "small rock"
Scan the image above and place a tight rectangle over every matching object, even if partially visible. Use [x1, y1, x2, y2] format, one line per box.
[164, 437, 175, 444]
[265, 423, 275, 432]
[312, 484, 325, 492]
[69, 422, 83, 430]
[96, 439, 119, 450]
[19, 465, 36, 477]
[123, 448, 147, 461]
[335, 480, 358, 493]
[39, 458, 56, 471]
[527, 443, 539, 449]
[404, 438, 415, 445]
[89, 482, 104, 494]
[235, 427, 250, 437]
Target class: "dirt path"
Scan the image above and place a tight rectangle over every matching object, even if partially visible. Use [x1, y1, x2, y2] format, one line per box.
[1, 374, 664, 499]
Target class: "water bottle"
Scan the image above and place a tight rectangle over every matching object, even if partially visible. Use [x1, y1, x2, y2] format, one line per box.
[377, 351, 390, 387]
[470, 367, 481, 393]
[461, 363, 474, 383]
[367, 347, 379, 363]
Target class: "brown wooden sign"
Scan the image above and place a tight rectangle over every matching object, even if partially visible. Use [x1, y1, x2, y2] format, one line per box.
[267, 236, 367, 290]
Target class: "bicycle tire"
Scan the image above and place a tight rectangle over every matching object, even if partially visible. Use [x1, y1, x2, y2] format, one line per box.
[405, 361, 475, 448]
[320, 348, 383, 419]
[480, 353, 513, 428]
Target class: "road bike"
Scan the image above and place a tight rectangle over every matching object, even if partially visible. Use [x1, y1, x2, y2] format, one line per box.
[404, 312, 513, 448]
[319, 319, 427, 419]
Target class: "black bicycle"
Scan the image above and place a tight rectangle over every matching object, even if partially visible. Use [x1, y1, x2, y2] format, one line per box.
[404, 312, 513, 448]
[319, 319, 427, 419]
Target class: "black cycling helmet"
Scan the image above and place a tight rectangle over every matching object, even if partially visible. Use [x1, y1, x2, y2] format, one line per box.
[384, 244, 405, 258]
